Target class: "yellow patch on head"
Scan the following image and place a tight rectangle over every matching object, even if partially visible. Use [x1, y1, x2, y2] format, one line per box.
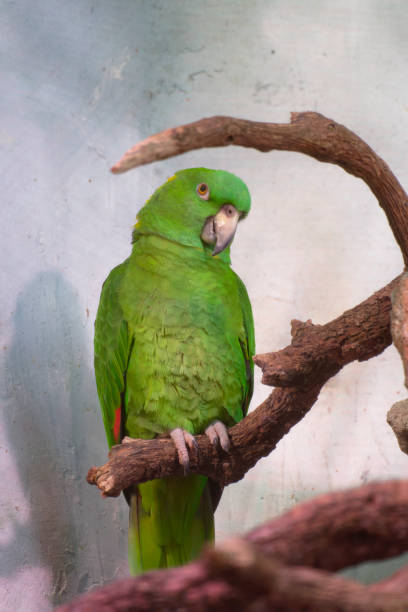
[166, 174, 176, 183]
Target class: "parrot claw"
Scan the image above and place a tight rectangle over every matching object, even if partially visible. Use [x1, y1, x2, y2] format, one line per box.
[170, 428, 197, 475]
[205, 421, 230, 452]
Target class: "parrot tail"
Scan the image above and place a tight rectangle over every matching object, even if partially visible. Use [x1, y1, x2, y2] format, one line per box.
[128, 474, 214, 574]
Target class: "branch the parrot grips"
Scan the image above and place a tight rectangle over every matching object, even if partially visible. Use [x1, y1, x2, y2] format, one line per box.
[94, 168, 254, 574]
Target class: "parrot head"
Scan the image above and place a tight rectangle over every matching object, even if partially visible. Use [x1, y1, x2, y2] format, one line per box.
[133, 168, 251, 260]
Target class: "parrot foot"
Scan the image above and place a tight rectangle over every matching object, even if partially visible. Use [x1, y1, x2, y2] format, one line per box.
[170, 428, 198, 475]
[205, 420, 230, 452]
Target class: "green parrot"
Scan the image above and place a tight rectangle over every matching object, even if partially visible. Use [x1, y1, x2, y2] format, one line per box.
[94, 168, 254, 574]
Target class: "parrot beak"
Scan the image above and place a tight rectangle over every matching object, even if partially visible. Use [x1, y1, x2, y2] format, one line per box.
[201, 204, 241, 256]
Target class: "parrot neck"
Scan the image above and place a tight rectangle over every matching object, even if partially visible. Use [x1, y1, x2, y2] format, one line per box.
[132, 226, 232, 265]
[131, 230, 232, 265]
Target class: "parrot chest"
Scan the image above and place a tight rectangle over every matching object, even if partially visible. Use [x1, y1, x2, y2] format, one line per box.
[120, 237, 247, 438]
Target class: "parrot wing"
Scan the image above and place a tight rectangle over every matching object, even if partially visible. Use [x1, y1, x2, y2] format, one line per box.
[208, 273, 254, 514]
[236, 273, 255, 417]
[94, 259, 133, 448]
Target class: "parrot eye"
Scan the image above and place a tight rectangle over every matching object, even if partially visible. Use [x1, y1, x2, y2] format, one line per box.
[197, 183, 210, 200]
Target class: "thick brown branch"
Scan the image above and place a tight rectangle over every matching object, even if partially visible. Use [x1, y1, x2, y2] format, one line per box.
[88, 278, 396, 497]
[388, 274, 408, 452]
[247, 479, 408, 571]
[58, 481, 408, 612]
[391, 272, 408, 387]
[387, 400, 408, 455]
[254, 276, 400, 387]
[111, 112, 408, 264]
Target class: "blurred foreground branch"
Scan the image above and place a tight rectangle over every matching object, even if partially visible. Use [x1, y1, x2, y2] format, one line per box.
[59, 480, 408, 611]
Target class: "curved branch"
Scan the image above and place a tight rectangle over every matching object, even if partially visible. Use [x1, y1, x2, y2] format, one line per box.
[87, 277, 397, 497]
[58, 480, 408, 612]
[111, 112, 408, 264]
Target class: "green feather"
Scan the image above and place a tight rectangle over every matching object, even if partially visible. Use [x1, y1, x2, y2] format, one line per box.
[94, 168, 254, 573]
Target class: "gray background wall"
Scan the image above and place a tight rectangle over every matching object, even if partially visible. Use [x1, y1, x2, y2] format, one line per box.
[1, 1, 408, 609]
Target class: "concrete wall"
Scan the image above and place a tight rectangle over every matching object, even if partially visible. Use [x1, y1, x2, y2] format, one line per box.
[1, 1, 408, 609]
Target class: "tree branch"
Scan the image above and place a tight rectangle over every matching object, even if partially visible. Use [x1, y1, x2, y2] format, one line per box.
[391, 272, 408, 387]
[87, 277, 398, 497]
[246, 479, 408, 571]
[254, 276, 399, 387]
[58, 480, 408, 612]
[387, 400, 408, 455]
[386, 273, 408, 453]
[111, 112, 408, 265]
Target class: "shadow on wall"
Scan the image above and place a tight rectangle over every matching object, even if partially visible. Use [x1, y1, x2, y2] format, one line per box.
[2, 271, 105, 605]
